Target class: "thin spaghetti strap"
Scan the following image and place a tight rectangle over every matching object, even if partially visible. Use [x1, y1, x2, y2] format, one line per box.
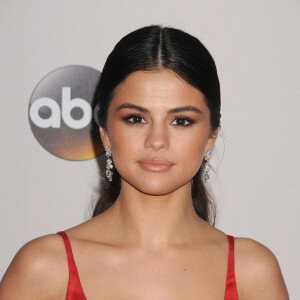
[56, 231, 87, 300]
[224, 235, 239, 300]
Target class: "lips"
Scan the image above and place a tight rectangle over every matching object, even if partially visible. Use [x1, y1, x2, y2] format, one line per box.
[137, 157, 174, 166]
[137, 157, 174, 172]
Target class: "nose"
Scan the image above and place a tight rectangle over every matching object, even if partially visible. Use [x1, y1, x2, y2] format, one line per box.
[144, 122, 170, 151]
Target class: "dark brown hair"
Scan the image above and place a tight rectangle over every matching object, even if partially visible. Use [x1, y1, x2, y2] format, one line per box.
[92, 25, 221, 226]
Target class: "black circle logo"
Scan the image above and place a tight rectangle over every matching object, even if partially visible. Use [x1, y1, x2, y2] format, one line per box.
[28, 65, 103, 161]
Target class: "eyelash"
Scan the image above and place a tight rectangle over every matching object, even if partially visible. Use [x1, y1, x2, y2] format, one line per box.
[122, 113, 195, 128]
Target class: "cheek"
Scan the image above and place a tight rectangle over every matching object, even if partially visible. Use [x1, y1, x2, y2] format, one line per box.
[172, 130, 208, 163]
[108, 125, 141, 169]
[174, 148, 205, 183]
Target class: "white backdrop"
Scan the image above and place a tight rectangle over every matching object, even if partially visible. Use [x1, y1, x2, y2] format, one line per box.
[0, 0, 299, 298]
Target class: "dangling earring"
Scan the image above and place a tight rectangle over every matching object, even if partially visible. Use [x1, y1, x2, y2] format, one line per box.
[204, 148, 212, 182]
[105, 145, 114, 181]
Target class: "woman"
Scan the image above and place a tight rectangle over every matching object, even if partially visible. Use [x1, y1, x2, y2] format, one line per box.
[0, 25, 289, 299]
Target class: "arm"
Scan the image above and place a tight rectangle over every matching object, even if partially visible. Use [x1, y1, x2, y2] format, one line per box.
[0, 234, 68, 299]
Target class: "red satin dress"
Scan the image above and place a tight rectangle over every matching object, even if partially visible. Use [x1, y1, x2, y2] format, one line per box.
[57, 231, 239, 300]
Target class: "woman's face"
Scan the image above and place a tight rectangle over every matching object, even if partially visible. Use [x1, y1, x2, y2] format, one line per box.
[100, 69, 218, 195]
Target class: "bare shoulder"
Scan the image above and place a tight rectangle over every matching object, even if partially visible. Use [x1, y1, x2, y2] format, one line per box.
[234, 237, 289, 300]
[0, 233, 68, 299]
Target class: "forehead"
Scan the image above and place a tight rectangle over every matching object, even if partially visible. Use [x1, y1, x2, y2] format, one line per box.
[110, 69, 208, 112]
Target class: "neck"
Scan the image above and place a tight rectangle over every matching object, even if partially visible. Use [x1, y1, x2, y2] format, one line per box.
[104, 179, 204, 250]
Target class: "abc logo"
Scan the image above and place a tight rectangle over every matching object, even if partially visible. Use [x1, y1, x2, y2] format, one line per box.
[28, 65, 103, 161]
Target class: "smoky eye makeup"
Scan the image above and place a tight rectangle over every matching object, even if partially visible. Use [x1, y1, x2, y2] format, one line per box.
[122, 113, 146, 126]
[121, 113, 196, 128]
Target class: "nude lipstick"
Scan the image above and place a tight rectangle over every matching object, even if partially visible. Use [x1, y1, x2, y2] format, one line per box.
[137, 157, 174, 172]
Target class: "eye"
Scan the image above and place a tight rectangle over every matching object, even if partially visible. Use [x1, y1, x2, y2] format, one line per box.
[122, 114, 195, 128]
[171, 116, 195, 127]
[122, 114, 146, 125]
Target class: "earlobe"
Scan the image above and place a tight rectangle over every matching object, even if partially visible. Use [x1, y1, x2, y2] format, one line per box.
[205, 128, 219, 153]
[99, 126, 110, 147]
[210, 127, 219, 140]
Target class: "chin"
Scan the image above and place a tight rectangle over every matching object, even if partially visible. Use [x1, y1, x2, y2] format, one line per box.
[136, 185, 177, 196]
[126, 175, 188, 196]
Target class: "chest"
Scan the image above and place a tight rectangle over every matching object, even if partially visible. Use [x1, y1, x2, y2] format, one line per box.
[77, 248, 229, 299]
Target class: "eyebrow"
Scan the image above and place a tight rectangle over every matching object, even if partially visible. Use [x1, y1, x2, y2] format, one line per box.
[115, 103, 203, 115]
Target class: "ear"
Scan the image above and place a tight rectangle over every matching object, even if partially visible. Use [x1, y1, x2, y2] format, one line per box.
[99, 126, 111, 148]
[205, 128, 219, 153]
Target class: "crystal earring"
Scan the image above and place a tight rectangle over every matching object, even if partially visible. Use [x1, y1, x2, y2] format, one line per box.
[204, 148, 212, 182]
[105, 145, 113, 181]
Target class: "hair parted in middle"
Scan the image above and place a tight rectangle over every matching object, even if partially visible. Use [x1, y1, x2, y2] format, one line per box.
[93, 24, 221, 226]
